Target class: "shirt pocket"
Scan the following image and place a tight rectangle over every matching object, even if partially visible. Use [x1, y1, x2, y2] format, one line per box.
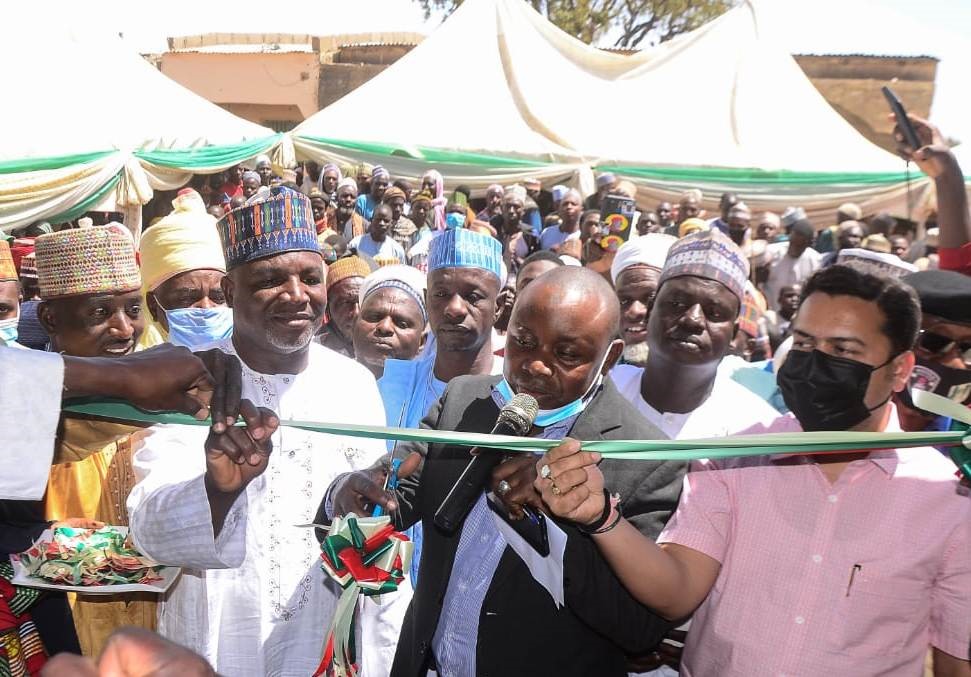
[828, 573, 928, 656]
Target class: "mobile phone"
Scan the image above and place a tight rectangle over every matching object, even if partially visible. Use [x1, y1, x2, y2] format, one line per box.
[599, 194, 637, 251]
[882, 86, 922, 151]
[487, 495, 550, 556]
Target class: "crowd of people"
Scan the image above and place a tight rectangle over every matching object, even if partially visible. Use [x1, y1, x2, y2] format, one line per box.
[0, 113, 969, 677]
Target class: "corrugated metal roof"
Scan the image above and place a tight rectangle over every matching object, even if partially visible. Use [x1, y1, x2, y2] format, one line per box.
[793, 53, 940, 61]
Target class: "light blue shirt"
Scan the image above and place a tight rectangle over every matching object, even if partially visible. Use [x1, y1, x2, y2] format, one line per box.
[431, 393, 578, 676]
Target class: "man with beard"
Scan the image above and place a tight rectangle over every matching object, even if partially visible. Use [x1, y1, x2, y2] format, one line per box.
[321, 255, 373, 357]
[352, 264, 428, 379]
[476, 184, 504, 222]
[538, 263, 971, 677]
[610, 234, 676, 367]
[384, 186, 419, 250]
[327, 266, 682, 677]
[127, 187, 388, 676]
[327, 178, 367, 241]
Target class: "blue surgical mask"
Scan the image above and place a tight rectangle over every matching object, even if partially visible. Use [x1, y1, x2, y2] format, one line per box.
[0, 313, 18, 346]
[163, 305, 233, 349]
[495, 346, 613, 427]
[445, 212, 465, 230]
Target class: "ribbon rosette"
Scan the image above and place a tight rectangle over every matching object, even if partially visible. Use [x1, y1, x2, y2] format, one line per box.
[313, 514, 413, 677]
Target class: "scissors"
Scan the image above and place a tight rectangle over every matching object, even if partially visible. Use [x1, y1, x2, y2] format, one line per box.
[372, 400, 408, 518]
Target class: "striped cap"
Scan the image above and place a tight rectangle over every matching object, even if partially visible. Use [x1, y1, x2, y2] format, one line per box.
[428, 228, 503, 281]
[35, 225, 141, 299]
[0, 240, 16, 282]
[216, 186, 319, 270]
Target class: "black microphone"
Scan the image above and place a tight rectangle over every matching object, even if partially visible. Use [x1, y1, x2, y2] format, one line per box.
[434, 393, 539, 533]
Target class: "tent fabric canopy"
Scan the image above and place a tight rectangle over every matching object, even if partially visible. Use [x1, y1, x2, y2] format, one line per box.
[292, 0, 929, 219]
[0, 17, 290, 231]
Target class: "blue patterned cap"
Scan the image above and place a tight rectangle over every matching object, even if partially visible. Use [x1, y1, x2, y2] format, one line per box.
[217, 186, 320, 270]
[428, 228, 503, 281]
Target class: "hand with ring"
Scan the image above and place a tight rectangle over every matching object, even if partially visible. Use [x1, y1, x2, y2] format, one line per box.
[490, 453, 544, 520]
[534, 437, 606, 525]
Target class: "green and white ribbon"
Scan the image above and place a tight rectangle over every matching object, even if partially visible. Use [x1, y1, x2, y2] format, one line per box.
[63, 392, 970, 475]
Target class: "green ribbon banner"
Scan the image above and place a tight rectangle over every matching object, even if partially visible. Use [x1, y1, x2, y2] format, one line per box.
[63, 395, 971, 469]
[0, 150, 116, 175]
[296, 136, 554, 169]
[134, 135, 284, 171]
[597, 164, 920, 187]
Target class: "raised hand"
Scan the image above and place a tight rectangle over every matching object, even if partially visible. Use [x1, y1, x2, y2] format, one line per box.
[890, 113, 956, 179]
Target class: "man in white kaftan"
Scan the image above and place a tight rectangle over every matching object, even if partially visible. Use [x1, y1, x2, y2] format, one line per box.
[127, 187, 390, 676]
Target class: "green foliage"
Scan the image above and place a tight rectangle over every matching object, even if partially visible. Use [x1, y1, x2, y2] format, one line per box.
[414, 0, 737, 48]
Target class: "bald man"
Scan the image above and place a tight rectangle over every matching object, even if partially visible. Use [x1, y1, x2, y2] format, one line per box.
[328, 267, 685, 677]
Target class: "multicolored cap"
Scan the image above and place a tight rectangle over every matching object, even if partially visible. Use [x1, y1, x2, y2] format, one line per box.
[35, 225, 141, 299]
[216, 186, 319, 270]
[428, 228, 503, 281]
[659, 228, 749, 304]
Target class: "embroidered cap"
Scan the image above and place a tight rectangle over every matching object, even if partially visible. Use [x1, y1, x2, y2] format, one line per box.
[326, 255, 373, 290]
[216, 186, 320, 270]
[35, 225, 141, 299]
[428, 227, 503, 281]
[659, 228, 749, 304]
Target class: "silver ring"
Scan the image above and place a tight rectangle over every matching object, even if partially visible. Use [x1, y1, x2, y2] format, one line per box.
[497, 480, 512, 496]
[540, 464, 552, 479]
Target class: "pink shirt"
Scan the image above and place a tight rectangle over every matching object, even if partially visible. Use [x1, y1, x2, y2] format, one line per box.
[659, 408, 971, 676]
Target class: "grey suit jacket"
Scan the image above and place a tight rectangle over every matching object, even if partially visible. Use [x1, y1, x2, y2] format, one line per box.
[388, 373, 687, 677]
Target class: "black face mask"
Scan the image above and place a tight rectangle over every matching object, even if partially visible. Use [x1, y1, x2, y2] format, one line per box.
[897, 356, 971, 409]
[778, 349, 894, 432]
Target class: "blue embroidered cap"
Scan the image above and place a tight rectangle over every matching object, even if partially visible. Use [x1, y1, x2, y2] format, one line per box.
[217, 186, 320, 270]
[427, 228, 503, 281]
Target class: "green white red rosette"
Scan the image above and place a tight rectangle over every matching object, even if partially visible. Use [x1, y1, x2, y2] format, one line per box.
[313, 514, 413, 677]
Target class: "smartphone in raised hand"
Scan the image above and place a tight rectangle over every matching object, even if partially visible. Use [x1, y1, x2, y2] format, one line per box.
[882, 86, 922, 151]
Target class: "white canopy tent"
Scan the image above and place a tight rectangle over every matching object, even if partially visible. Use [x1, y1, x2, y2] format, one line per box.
[290, 0, 600, 195]
[293, 0, 934, 221]
[0, 6, 290, 232]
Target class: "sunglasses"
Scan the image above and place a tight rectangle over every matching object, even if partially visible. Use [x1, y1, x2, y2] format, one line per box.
[918, 329, 971, 363]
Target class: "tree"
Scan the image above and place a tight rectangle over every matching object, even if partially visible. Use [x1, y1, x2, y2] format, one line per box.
[414, 0, 737, 49]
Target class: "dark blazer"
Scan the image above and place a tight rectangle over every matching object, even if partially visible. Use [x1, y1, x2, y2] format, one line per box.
[388, 374, 687, 677]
